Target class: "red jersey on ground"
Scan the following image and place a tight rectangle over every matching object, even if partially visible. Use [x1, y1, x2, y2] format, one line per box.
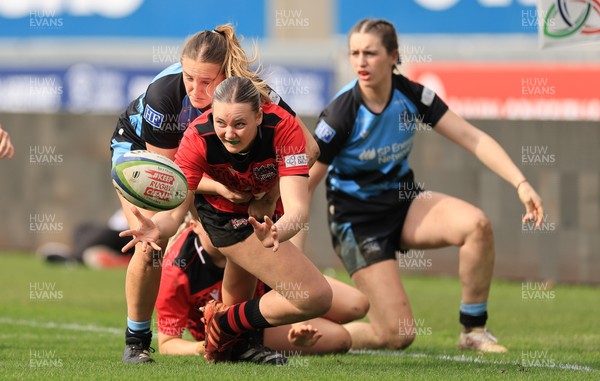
[156, 227, 267, 341]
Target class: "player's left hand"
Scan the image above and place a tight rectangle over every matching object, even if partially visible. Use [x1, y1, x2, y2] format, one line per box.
[288, 323, 322, 347]
[119, 206, 162, 253]
[0, 127, 15, 160]
[248, 215, 279, 252]
[248, 197, 277, 222]
[517, 181, 544, 228]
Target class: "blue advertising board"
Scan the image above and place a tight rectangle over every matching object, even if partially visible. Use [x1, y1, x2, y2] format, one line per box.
[0, 0, 265, 38]
[338, 0, 538, 34]
[0, 1, 539, 38]
[0, 65, 156, 113]
[0, 64, 333, 115]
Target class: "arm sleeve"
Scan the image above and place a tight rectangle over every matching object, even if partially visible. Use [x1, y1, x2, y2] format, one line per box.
[174, 125, 206, 190]
[156, 255, 190, 338]
[402, 77, 449, 127]
[274, 114, 309, 177]
[313, 99, 353, 165]
[267, 88, 296, 117]
[141, 82, 182, 149]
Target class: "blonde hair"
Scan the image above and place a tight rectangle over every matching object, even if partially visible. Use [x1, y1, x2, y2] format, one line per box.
[181, 24, 271, 103]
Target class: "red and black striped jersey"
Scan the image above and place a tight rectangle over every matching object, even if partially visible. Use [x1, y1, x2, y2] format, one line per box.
[175, 102, 309, 214]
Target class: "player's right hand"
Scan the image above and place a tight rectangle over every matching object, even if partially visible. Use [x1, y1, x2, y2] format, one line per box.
[248, 215, 279, 252]
[517, 181, 544, 228]
[119, 206, 162, 252]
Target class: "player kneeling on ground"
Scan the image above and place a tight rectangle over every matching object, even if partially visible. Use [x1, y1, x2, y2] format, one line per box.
[155, 213, 368, 363]
[307, 18, 544, 353]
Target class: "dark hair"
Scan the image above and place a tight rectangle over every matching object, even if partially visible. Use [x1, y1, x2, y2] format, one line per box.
[212, 77, 261, 113]
[181, 24, 270, 101]
[349, 18, 401, 70]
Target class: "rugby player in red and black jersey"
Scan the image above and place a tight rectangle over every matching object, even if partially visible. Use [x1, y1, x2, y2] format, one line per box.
[111, 24, 320, 364]
[121, 77, 347, 363]
[155, 214, 368, 362]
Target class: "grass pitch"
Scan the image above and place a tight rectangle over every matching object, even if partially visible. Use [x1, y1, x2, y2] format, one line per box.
[0, 253, 598, 380]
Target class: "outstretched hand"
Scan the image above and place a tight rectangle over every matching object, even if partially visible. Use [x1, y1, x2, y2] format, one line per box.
[288, 324, 323, 347]
[517, 181, 544, 228]
[0, 127, 14, 160]
[119, 207, 162, 253]
[248, 215, 279, 252]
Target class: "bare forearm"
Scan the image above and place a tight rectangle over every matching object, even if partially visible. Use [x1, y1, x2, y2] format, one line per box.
[297, 115, 320, 168]
[196, 176, 220, 195]
[159, 337, 204, 356]
[153, 192, 193, 245]
[473, 133, 527, 188]
[436, 111, 527, 189]
[274, 210, 309, 243]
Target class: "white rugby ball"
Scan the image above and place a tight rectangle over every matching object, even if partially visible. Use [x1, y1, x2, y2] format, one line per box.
[111, 150, 188, 211]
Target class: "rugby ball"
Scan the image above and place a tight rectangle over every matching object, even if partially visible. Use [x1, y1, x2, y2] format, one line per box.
[111, 150, 188, 211]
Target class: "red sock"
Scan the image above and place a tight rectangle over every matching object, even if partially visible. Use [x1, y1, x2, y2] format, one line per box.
[218, 297, 272, 335]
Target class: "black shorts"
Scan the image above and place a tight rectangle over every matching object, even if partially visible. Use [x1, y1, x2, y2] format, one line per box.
[195, 195, 255, 248]
[327, 170, 423, 275]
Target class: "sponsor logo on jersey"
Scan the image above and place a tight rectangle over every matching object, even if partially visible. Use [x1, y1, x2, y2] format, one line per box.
[315, 120, 336, 143]
[421, 87, 435, 106]
[253, 163, 277, 182]
[268, 90, 282, 105]
[230, 218, 249, 230]
[358, 148, 376, 161]
[284, 154, 308, 168]
[143, 104, 165, 129]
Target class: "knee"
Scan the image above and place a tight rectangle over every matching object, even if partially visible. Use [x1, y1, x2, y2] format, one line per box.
[335, 330, 353, 353]
[467, 211, 494, 245]
[391, 334, 416, 350]
[346, 292, 369, 322]
[374, 323, 416, 350]
[312, 283, 333, 317]
[300, 282, 333, 318]
[383, 330, 416, 350]
[356, 293, 370, 319]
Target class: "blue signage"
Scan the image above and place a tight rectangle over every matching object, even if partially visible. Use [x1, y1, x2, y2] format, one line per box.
[338, 0, 538, 34]
[0, 64, 333, 115]
[0, 65, 157, 113]
[263, 65, 334, 116]
[0, 0, 265, 38]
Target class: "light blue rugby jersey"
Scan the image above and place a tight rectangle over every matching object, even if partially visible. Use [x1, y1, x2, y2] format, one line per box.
[111, 63, 295, 163]
[314, 74, 448, 200]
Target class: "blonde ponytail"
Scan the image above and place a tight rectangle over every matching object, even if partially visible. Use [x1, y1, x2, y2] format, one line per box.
[182, 24, 272, 104]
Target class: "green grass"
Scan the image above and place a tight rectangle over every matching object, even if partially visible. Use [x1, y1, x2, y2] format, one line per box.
[0, 252, 598, 380]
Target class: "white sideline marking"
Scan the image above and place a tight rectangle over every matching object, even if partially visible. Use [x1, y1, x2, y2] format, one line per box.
[0, 318, 595, 372]
[0, 317, 122, 335]
[349, 350, 595, 372]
